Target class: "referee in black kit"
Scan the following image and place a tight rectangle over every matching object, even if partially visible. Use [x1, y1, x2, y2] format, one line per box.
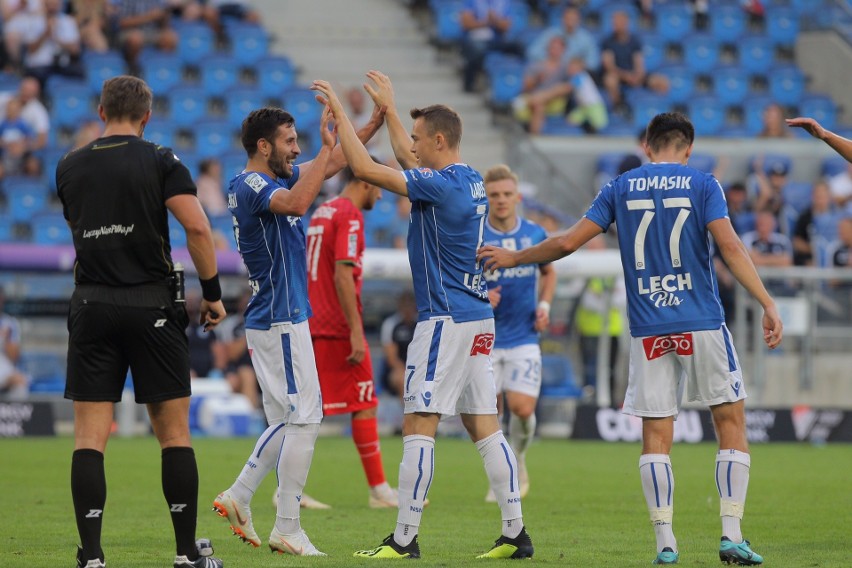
[56, 76, 226, 568]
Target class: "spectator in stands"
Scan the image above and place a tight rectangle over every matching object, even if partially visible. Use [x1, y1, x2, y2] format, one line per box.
[526, 4, 599, 74]
[742, 209, 794, 296]
[724, 181, 752, 235]
[20, 149, 42, 178]
[0, 97, 34, 174]
[513, 35, 572, 134]
[600, 9, 668, 111]
[759, 102, 793, 139]
[750, 156, 795, 235]
[379, 289, 417, 398]
[111, 0, 179, 72]
[2, 0, 44, 72]
[205, 0, 259, 33]
[0, 76, 49, 151]
[459, 0, 523, 93]
[70, 0, 110, 53]
[792, 181, 837, 266]
[167, 0, 208, 22]
[195, 157, 227, 216]
[826, 217, 852, 317]
[224, 291, 260, 409]
[185, 290, 227, 378]
[826, 161, 852, 209]
[0, 287, 28, 400]
[564, 56, 608, 134]
[20, 0, 84, 87]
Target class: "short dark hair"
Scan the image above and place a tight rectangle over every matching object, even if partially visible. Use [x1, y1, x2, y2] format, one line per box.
[241, 107, 295, 157]
[339, 154, 383, 187]
[645, 112, 694, 154]
[100, 75, 152, 122]
[410, 105, 462, 149]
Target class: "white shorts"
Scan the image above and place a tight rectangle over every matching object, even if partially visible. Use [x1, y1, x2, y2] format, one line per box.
[492, 343, 542, 398]
[245, 321, 323, 425]
[623, 325, 745, 419]
[402, 316, 498, 417]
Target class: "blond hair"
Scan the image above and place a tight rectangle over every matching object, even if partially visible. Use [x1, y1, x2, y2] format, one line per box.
[484, 164, 519, 184]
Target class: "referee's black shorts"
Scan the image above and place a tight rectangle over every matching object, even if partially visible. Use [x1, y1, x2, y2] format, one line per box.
[65, 283, 191, 404]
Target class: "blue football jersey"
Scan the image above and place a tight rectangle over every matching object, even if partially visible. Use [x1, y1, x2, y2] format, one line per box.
[584, 162, 728, 337]
[228, 167, 312, 330]
[483, 216, 548, 348]
[403, 164, 493, 323]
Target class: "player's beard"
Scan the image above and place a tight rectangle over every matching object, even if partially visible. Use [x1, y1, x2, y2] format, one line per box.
[268, 145, 292, 179]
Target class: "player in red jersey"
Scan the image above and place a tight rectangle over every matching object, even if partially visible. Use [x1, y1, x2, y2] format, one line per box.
[307, 162, 399, 508]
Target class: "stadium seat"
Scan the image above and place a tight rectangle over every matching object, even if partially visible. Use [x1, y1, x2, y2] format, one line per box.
[683, 34, 719, 74]
[5, 179, 50, 223]
[200, 55, 240, 97]
[432, 0, 465, 45]
[175, 151, 200, 178]
[224, 88, 265, 129]
[168, 213, 188, 247]
[32, 212, 71, 245]
[738, 34, 775, 74]
[540, 118, 585, 136]
[641, 33, 667, 73]
[657, 65, 694, 105]
[193, 119, 236, 157]
[821, 155, 848, 178]
[539, 355, 582, 399]
[709, 5, 747, 43]
[768, 66, 805, 106]
[167, 86, 208, 127]
[813, 211, 843, 244]
[596, 151, 628, 179]
[655, 3, 693, 42]
[0, 71, 21, 93]
[799, 94, 838, 131]
[254, 56, 297, 98]
[687, 96, 724, 136]
[226, 22, 269, 65]
[782, 181, 814, 214]
[20, 350, 66, 393]
[219, 150, 247, 181]
[742, 95, 774, 136]
[40, 146, 68, 191]
[176, 22, 216, 65]
[487, 60, 525, 107]
[712, 65, 750, 106]
[630, 91, 669, 130]
[753, 153, 793, 176]
[209, 214, 236, 249]
[141, 53, 183, 93]
[505, 1, 530, 40]
[82, 51, 127, 94]
[50, 81, 93, 129]
[283, 87, 324, 127]
[766, 8, 799, 47]
[688, 153, 717, 173]
[0, 213, 15, 242]
[143, 119, 177, 148]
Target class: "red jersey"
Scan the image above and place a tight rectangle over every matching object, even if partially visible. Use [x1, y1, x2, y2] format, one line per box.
[307, 196, 365, 338]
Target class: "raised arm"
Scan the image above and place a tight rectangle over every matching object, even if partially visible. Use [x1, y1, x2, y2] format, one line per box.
[479, 217, 603, 270]
[311, 80, 409, 196]
[787, 117, 852, 163]
[302, 100, 386, 179]
[362, 70, 418, 170]
[708, 218, 783, 349]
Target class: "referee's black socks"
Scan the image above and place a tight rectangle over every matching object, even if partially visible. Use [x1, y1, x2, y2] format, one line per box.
[71, 448, 106, 563]
[162, 446, 200, 559]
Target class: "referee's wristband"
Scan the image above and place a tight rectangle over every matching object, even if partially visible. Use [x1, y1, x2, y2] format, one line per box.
[538, 300, 551, 315]
[199, 274, 222, 302]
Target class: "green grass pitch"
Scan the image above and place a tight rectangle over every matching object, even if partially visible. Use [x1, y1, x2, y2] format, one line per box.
[2, 436, 851, 567]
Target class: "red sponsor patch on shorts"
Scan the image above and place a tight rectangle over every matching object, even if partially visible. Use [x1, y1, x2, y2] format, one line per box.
[248, 348, 253, 358]
[642, 333, 693, 360]
[470, 333, 494, 356]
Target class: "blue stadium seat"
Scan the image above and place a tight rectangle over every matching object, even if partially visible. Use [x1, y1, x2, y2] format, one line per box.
[712, 65, 749, 106]
[168, 213, 187, 248]
[683, 34, 720, 74]
[20, 350, 65, 392]
[219, 150, 247, 181]
[799, 94, 838, 131]
[200, 55, 240, 97]
[487, 60, 525, 107]
[742, 95, 774, 135]
[821, 155, 848, 178]
[657, 65, 694, 105]
[768, 66, 805, 106]
[0, 213, 14, 242]
[688, 96, 724, 136]
[254, 56, 296, 98]
[167, 86, 208, 127]
[283, 87, 324, 127]
[813, 211, 843, 244]
[737, 35, 775, 74]
[752, 153, 793, 176]
[40, 146, 68, 191]
[209, 214, 235, 249]
[596, 151, 628, 179]
[782, 181, 813, 214]
[630, 91, 669, 130]
[0, 71, 21, 93]
[141, 53, 183, 93]
[766, 8, 799, 47]
[50, 81, 93, 128]
[732, 211, 756, 235]
[32, 212, 71, 245]
[641, 33, 667, 73]
[224, 88, 265, 129]
[539, 355, 582, 399]
[176, 22, 216, 65]
[432, 0, 464, 45]
[655, 3, 693, 42]
[175, 151, 200, 178]
[193, 119, 236, 157]
[82, 51, 127, 94]
[688, 153, 717, 173]
[710, 5, 747, 43]
[5, 179, 50, 223]
[505, 1, 530, 40]
[144, 119, 177, 148]
[540, 117, 585, 136]
[226, 22, 269, 65]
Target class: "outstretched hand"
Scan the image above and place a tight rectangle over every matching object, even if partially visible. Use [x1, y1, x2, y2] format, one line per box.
[786, 117, 826, 140]
[318, 104, 337, 149]
[363, 70, 396, 111]
[311, 80, 345, 117]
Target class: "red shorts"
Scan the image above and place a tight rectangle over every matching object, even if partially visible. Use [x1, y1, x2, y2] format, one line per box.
[312, 337, 378, 416]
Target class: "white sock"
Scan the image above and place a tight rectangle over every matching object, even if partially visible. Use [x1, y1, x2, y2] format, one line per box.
[477, 431, 523, 538]
[639, 454, 677, 553]
[716, 449, 750, 543]
[230, 423, 285, 504]
[394, 435, 434, 547]
[508, 413, 536, 462]
[274, 423, 319, 535]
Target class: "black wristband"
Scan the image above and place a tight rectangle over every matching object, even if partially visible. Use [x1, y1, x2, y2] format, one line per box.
[199, 274, 222, 302]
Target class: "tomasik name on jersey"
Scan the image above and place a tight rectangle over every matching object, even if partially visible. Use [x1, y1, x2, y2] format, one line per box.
[628, 175, 692, 192]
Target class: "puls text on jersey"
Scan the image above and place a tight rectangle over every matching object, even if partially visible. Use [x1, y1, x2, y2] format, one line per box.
[638, 272, 692, 308]
[628, 175, 692, 192]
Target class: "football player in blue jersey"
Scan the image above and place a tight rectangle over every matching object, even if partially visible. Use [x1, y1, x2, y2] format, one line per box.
[212, 101, 386, 556]
[312, 72, 534, 560]
[480, 112, 782, 566]
[481, 164, 556, 503]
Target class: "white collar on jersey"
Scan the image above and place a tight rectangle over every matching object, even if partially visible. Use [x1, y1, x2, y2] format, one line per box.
[486, 215, 522, 236]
